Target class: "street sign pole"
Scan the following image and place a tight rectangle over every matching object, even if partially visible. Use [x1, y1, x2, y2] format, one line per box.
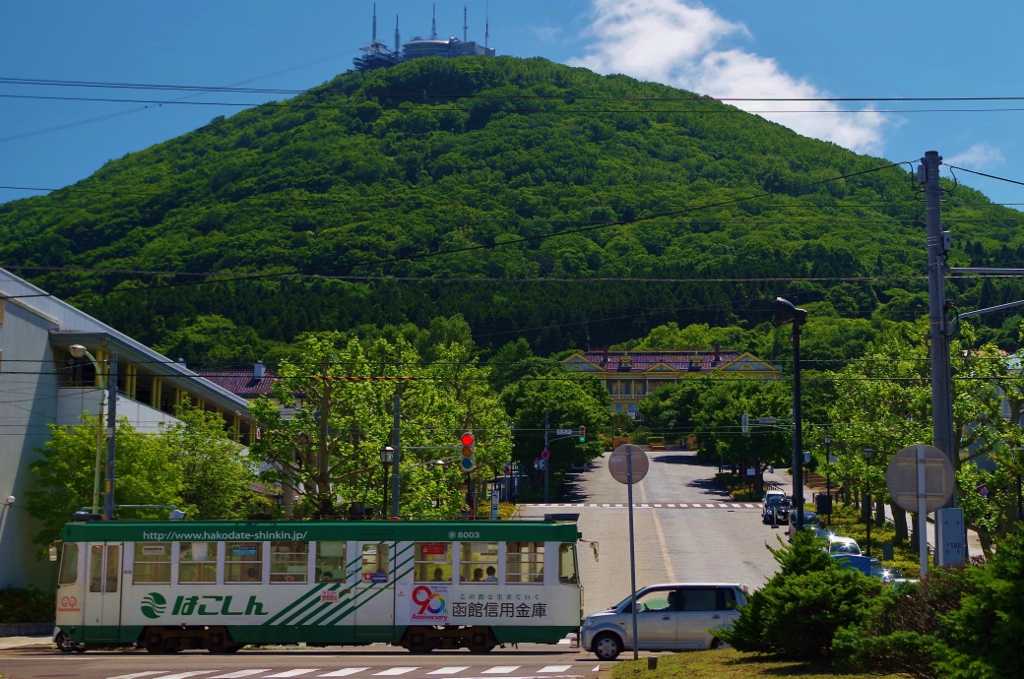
[626, 445, 638, 662]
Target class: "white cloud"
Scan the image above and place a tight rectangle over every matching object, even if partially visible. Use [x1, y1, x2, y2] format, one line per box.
[945, 143, 1005, 170]
[567, 0, 888, 155]
[532, 25, 563, 44]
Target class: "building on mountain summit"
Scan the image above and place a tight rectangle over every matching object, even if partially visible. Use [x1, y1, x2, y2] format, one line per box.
[353, 3, 494, 72]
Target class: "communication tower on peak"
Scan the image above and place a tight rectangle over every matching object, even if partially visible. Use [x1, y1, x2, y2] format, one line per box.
[353, 2, 495, 72]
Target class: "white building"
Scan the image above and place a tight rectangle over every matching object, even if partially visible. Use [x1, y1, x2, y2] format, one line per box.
[0, 268, 253, 588]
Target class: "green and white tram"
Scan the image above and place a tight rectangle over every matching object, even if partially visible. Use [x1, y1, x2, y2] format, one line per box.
[54, 519, 583, 654]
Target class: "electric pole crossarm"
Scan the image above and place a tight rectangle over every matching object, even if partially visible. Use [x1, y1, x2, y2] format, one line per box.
[957, 299, 1024, 319]
[949, 267, 1024, 275]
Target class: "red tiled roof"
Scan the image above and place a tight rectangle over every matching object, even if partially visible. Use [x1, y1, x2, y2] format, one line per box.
[196, 370, 277, 397]
[578, 351, 742, 373]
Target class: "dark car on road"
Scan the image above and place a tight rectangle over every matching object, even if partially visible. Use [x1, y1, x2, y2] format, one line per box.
[762, 495, 792, 524]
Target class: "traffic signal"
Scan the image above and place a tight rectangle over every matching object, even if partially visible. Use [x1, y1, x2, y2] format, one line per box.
[579, 425, 586, 442]
[460, 432, 476, 472]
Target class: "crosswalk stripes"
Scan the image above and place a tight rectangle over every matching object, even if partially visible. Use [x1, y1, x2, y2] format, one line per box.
[106, 666, 589, 679]
[523, 502, 759, 509]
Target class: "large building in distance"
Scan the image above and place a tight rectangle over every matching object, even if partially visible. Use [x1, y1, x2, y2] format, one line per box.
[353, 3, 495, 72]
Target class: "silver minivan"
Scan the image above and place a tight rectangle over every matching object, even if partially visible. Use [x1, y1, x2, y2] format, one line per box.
[580, 583, 747, 660]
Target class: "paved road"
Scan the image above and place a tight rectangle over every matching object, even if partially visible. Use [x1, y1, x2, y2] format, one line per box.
[0, 645, 598, 679]
[520, 450, 781, 615]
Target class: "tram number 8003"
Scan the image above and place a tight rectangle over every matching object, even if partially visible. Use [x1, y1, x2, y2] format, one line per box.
[449, 531, 481, 539]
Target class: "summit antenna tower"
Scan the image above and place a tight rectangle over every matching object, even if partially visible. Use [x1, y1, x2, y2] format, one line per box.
[431, 3, 437, 40]
[485, 0, 489, 49]
[463, 4, 468, 42]
[372, 2, 377, 42]
[395, 15, 400, 53]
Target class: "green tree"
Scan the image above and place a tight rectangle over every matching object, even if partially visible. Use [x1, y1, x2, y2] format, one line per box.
[159, 405, 259, 520]
[25, 416, 182, 551]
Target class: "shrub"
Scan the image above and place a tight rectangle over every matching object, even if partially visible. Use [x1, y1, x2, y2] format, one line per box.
[715, 530, 882, 659]
[0, 586, 55, 624]
[933, 533, 1024, 679]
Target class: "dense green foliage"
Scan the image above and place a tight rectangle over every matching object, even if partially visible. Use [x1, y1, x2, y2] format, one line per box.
[25, 410, 257, 551]
[1, 57, 1022, 361]
[0, 586, 54, 624]
[716, 530, 882, 658]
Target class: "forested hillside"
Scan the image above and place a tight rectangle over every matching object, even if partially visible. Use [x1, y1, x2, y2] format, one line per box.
[2, 56, 1022, 360]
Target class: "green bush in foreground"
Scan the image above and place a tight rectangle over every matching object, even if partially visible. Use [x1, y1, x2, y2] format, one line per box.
[716, 530, 881, 659]
[0, 586, 54, 624]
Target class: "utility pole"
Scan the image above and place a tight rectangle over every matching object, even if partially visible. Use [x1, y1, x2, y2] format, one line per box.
[922, 151, 956, 486]
[103, 353, 118, 520]
[921, 151, 964, 566]
[543, 410, 550, 503]
[391, 392, 401, 519]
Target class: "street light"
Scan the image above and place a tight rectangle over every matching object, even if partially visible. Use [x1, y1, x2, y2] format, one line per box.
[379, 446, 394, 520]
[69, 344, 106, 515]
[863, 447, 874, 557]
[772, 297, 808, 530]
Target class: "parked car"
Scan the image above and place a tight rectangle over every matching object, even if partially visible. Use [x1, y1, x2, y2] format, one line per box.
[762, 495, 792, 524]
[871, 567, 903, 583]
[581, 583, 748, 660]
[761, 489, 787, 506]
[824, 535, 862, 556]
[791, 510, 820, 528]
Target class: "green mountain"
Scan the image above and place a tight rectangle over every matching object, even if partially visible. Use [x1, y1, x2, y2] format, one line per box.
[2, 56, 1021, 359]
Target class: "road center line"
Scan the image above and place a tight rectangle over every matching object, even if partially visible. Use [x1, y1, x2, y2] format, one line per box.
[640, 479, 676, 582]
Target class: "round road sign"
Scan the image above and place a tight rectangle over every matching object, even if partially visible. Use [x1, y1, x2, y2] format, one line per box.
[541, 449, 550, 459]
[886, 444, 955, 514]
[609, 444, 649, 484]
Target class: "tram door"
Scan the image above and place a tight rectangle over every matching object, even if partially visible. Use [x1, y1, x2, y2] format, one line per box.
[83, 543, 123, 640]
[352, 542, 396, 640]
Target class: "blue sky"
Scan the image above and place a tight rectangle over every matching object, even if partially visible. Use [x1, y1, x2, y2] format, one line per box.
[2, 0, 1024, 209]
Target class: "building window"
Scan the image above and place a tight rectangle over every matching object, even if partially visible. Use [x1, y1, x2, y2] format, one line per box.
[179, 542, 218, 583]
[460, 542, 498, 583]
[505, 541, 543, 584]
[133, 543, 171, 584]
[225, 542, 262, 583]
[315, 541, 347, 583]
[415, 542, 453, 583]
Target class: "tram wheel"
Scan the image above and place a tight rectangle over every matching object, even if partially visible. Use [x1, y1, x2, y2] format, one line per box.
[55, 632, 79, 653]
[468, 643, 496, 654]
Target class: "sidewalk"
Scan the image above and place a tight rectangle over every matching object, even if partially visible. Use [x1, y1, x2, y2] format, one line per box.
[0, 635, 52, 650]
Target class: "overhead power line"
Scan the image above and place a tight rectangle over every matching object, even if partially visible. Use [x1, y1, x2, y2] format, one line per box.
[948, 165, 1024, 188]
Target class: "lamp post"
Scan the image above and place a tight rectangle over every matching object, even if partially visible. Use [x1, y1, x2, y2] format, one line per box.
[380, 446, 394, 520]
[863, 447, 874, 557]
[824, 434, 832, 528]
[772, 297, 808, 530]
[69, 344, 106, 515]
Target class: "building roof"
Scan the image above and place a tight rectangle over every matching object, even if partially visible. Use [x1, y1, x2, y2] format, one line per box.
[563, 350, 778, 376]
[196, 368, 278, 398]
[0, 267, 251, 413]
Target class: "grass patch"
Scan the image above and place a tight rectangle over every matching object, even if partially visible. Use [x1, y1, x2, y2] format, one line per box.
[611, 649, 912, 678]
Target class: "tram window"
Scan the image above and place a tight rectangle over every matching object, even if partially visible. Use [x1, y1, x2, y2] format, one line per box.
[414, 542, 452, 583]
[179, 542, 217, 583]
[506, 541, 544, 584]
[89, 545, 103, 592]
[225, 542, 262, 583]
[460, 542, 498, 584]
[361, 544, 389, 581]
[133, 543, 171, 584]
[558, 543, 578, 584]
[104, 545, 119, 592]
[271, 541, 309, 583]
[58, 543, 79, 585]
[315, 541, 346, 582]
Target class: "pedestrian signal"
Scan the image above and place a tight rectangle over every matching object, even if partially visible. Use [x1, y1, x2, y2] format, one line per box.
[460, 432, 476, 472]
[579, 425, 586, 442]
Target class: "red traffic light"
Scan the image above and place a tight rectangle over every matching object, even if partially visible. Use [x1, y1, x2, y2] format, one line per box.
[460, 432, 475, 446]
